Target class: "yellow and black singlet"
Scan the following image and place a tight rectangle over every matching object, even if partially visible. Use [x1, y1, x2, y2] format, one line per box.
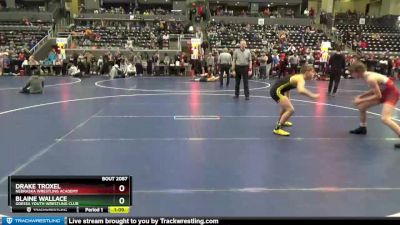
[270, 75, 297, 102]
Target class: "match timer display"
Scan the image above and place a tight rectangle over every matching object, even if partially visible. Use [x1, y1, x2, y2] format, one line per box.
[8, 176, 132, 213]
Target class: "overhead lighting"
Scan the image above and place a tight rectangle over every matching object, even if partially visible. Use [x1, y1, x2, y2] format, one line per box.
[286, 3, 288, 5]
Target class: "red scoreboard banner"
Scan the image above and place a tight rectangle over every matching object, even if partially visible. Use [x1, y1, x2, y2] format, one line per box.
[8, 176, 132, 213]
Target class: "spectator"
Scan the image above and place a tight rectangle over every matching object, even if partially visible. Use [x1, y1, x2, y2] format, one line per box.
[120, 59, 128, 75]
[162, 33, 169, 49]
[54, 54, 63, 76]
[366, 54, 377, 71]
[263, 8, 270, 17]
[304, 8, 309, 16]
[21, 58, 29, 69]
[378, 56, 389, 75]
[359, 40, 368, 49]
[127, 37, 133, 49]
[147, 54, 154, 75]
[288, 44, 296, 54]
[395, 57, 400, 78]
[288, 53, 300, 74]
[206, 52, 215, 76]
[306, 52, 315, 65]
[2, 53, 10, 75]
[68, 64, 82, 77]
[77, 57, 86, 75]
[97, 57, 104, 75]
[28, 55, 39, 75]
[29, 39, 36, 49]
[259, 52, 268, 80]
[79, 4, 86, 13]
[352, 39, 359, 51]
[163, 53, 171, 75]
[114, 49, 122, 66]
[278, 53, 288, 78]
[152, 52, 160, 75]
[388, 56, 393, 77]
[309, 7, 315, 23]
[48, 49, 57, 65]
[135, 54, 143, 76]
[126, 61, 136, 77]
[18, 52, 26, 61]
[110, 64, 124, 79]
[201, 40, 209, 56]
[266, 51, 273, 79]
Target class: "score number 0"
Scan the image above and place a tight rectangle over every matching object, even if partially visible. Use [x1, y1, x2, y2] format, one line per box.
[118, 185, 126, 205]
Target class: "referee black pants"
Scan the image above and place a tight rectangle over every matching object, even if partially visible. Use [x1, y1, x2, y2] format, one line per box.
[220, 64, 230, 86]
[328, 69, 342, 94]
[235, 65, 249, 97]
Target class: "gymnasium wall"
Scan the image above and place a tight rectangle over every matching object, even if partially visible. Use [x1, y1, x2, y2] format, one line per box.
[380, 0, 400, 16]
[334, 0, 371, 14]
[308, 0, 319, 11]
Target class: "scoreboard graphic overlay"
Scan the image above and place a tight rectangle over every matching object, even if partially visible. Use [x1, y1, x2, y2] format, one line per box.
[8, 176, 132, 213]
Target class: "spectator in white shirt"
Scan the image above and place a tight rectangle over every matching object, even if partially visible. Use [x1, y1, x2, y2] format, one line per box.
[68, 64, 81, 77]
[126, 62, 136, 77]
[288, 44, 296, 54]
[304, 8, 309, 16]
[110, 64, 123, 79]
[96, 57, 104, 75]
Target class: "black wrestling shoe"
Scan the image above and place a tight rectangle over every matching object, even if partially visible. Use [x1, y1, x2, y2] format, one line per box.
[233, 95, 239, 99]
[349, 126, 367, 135]
[245, 97, 250, 101]
[395, 144, 400, 149]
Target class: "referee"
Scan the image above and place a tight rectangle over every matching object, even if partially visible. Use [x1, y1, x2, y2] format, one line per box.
[328, 48, 346, 96]
[218, 48, 232, 87]
[232, 40, 252, 100]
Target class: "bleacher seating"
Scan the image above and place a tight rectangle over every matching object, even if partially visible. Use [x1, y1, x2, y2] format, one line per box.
[71, 22, 185, 49]
[0, 21, 51, 26]
[336, 24, 400, 55]
[208, 23, 333, 52]
[0, 27, 49, 53]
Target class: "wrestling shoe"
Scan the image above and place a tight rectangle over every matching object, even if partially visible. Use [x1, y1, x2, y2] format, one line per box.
[283, 121, 293, 127]
[395, 144, 400, 149]
[349, 126, 367, 135]
[273, 129, 290, 136]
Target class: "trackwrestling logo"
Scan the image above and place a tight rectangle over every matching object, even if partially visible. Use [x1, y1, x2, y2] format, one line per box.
[2, 217, 64, 225]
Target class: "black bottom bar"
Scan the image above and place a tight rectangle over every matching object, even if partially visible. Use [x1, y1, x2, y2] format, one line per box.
[66, 218, 400, 225]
